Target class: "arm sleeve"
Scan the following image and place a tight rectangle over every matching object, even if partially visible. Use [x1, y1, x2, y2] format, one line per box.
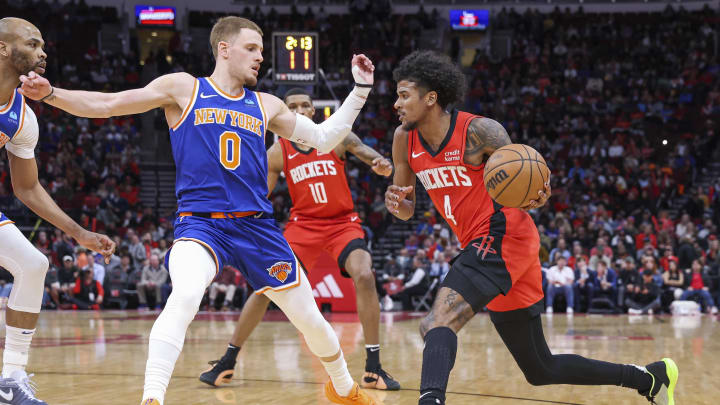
[289, 86, 370, 153]
[5, 105, 38, 159]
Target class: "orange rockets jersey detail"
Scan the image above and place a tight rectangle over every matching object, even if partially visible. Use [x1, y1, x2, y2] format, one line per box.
[279, 138, 355, 220]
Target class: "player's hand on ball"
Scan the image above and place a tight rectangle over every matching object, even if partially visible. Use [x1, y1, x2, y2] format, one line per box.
[76, 230, 117, 264]
[372, 157, 393, 177]
[18, 71, 53, 101]
[522, 181, 551, 212]
[351, 54, 375, 86]
[385, 185, 413, 214]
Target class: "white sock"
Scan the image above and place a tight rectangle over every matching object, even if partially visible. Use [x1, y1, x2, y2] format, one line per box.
[2, 326, 34, 378]
[322, 353, 354, 397]
[142, 339, 181, 404]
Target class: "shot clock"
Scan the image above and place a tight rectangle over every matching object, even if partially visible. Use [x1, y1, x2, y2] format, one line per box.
[272, 32, 319, 84]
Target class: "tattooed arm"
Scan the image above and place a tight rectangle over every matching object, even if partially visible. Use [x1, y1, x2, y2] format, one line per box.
[466, 117, 552, 209]
[463, 117, 512, 166]
[339, 132, 393, 177]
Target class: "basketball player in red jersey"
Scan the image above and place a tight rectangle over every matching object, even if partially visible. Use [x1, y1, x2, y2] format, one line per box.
[385, 50, 678, 405]
[201, 88, 401, 391]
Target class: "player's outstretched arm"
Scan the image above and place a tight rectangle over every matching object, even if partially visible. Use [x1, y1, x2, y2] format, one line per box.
[341, 132, 392, 177]
[385, 126, 416, 220]
[18, 71, 192, 118]
[262, 54, 374, 153]
[266, 142, 284, 194]
[7, 152, 116, 263]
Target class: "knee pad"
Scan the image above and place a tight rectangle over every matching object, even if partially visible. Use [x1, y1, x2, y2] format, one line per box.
[6, 248, 49, 314]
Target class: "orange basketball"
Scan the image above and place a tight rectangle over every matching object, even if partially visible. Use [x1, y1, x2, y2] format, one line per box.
[483, 144, 550, 208]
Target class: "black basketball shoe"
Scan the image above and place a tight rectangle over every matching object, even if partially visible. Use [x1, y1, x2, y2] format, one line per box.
[198, 358, 235, 387]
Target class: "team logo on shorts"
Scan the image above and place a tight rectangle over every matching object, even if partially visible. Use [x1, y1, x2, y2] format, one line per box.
[472, 236, 496, 259]
[267, 261, 293, 282]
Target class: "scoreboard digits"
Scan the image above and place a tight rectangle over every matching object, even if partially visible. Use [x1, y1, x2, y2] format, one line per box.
[273, 32, 319, 84]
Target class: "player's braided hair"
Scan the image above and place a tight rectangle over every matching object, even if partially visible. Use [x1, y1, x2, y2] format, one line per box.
[392, 50, 466, 110]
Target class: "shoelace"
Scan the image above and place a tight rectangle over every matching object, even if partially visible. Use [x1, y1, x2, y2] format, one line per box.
[16, 373, 41, 401]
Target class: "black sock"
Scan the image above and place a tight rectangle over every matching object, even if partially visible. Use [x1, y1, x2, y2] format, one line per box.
[621, 364, 653, 394]
[419, 327, 457, 404]
[221, 343, 240, 363]
[365, 344, 380, 371]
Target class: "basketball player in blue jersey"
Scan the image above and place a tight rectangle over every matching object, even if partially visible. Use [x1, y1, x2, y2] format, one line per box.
[20, 16, 378, 405]
[0, 17, 116, 405]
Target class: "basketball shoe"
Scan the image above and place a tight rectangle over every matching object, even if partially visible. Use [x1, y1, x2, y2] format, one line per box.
[639, 358, 678, 405]
[325, 381, 378, 405]
[139, 399, 160, 405]
[0, 370, 48, 404]
[361, 368, 400, 391]
[198, 358, 234, 387]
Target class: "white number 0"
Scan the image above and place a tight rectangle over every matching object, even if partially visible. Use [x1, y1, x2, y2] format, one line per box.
[309, 182, 328, 204]
[444, 195, 457, 225]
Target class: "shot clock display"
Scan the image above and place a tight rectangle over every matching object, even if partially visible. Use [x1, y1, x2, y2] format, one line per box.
[272, 32, 319, 84]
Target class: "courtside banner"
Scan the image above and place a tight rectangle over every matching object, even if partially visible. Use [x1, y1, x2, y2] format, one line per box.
[135, 5, 176, 26]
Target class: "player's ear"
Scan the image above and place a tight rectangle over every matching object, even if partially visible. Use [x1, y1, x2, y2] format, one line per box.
[0, 41, 8, 58]
[426, 91, 438, 107]
[217, 41, 230, 59]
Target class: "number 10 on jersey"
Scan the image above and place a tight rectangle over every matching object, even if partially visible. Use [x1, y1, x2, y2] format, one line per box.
[309, 182, 328, 204]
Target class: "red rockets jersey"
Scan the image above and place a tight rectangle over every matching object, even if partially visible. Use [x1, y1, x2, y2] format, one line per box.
[407, 110, 536, 248]
[279, 138, 355, 220]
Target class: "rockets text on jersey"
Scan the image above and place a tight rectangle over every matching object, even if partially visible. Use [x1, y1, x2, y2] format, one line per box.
[279, 138, 355, 220]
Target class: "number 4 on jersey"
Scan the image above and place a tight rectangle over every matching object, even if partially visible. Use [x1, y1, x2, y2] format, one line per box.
[444, 194, 457, 225]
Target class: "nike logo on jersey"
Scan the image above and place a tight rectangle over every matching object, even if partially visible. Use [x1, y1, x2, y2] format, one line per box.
[350, 216, 358, 222]
[199, 93, 217, 99]
[0, 389, 12, 401]
[411, 151, 426, 158]
[288, 152, 300, 159]
[316, 151, 327, 156]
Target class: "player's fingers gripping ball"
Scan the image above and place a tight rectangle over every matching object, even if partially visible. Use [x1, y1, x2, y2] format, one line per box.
[484, 144, 550, 208]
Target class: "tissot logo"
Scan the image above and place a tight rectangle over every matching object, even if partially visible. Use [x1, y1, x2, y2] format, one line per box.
[485, 169, 509, 190]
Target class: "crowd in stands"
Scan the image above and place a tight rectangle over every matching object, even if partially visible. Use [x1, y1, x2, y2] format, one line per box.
[0, 3, 718, 315]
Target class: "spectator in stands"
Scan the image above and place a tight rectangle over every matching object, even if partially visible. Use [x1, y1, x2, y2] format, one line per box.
[680, 259, 718, 314]
[128, 232, 147, 267]
[137, 254, 168, 310]
[389, 256, 428, 310]
[59, 255, 79, 296]
[377, 255, 404, 311]
[43, 254, 61, 309]
[617, 258, 639, 310]
[549, 238, 571, 263]
[573, 257, 594, 312]
[635, 224, 657, 251]
[661, 258, 684, 311]
[69, 269, 104, 310]
[545, 256, 575, 314]
[33, 231, 52, 256]
[429, 252, 450, 282]
[207, 265, 240, 311]
[589, 237, 613, 270]
[590, 261, 618, 305]
[625, 268, 662, 315]
[396, 248, 412, 271]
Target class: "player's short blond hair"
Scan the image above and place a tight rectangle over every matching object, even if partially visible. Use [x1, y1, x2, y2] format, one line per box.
[210, 16, 263, 59]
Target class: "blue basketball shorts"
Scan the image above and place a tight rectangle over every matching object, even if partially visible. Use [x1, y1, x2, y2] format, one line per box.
[168, 215, 300, 294]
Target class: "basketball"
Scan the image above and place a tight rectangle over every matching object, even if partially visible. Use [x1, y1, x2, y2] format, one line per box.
[483, 144, 550, 208]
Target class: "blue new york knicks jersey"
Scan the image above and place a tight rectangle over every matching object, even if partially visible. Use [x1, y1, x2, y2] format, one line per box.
[0, 89, 26, 223]
[171, 77, 273, 214]
[168, 78, 300, 294]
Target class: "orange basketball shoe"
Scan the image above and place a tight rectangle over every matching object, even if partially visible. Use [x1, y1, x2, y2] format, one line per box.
[325, 381, 378, 405]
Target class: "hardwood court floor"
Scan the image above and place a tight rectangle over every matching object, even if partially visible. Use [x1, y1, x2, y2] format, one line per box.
[1, 309, 717, 405]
